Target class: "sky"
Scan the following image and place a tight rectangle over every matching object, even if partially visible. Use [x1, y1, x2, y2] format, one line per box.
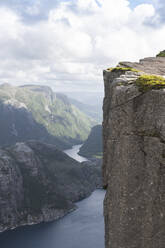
[0, 0, 165, 92]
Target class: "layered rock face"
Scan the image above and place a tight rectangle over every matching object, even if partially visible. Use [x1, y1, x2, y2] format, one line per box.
[0, 141, 102, 232]
[103, 57, 165, 248]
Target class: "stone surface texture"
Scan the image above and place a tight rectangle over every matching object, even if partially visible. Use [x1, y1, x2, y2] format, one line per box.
[103, 57, 165, 248]
[119, 56, 165, 75]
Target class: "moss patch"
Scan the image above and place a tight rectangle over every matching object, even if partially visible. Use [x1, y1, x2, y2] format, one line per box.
[107, 67, 139, 73]
[135, 74, 165, 92]
[156, 50, 165, 57]
[93, 153, 103, 159]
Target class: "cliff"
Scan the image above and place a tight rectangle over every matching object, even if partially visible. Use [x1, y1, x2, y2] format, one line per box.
[0, 84, 93, 149]
[103, 56, 165, 248]
[0, 141, 102, 232]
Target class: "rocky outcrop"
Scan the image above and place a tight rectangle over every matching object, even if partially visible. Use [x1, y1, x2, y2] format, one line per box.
[0, 141, 101, 232]
[103, 57, 165, 248]
[119, 56, 165, 75]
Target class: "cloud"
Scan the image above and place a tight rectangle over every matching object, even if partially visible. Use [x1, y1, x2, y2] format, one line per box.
[0, 0, 165, 92]
[151, 0, 165, 24]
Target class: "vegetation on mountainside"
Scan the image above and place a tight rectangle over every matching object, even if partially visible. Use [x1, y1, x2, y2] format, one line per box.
[79, 125, 102, 158]
[135, 74, 165, 92]
[156, 50, 165, 57]
[0, 84, 93, 148]
[68, 97, 102, 123]
[2, 141, 102, 224]
[107, 67, 139, 73]
[16, 88, 91, 140]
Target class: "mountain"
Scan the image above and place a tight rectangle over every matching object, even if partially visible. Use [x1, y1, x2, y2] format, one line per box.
[79, 125, 102, 158]
[68, 97, 102, 123]
[0, 141, 102, 232]
[0, 84, 93, 149]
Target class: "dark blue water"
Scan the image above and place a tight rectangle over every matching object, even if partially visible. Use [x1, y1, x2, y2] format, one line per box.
[0, 190, 105, 248]
[0, 145, 105, 248]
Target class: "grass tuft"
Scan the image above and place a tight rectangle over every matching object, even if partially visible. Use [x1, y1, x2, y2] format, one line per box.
[156, 50, 165, 57]
[135, 74, 165, 92]
[107, 67, 139, 73]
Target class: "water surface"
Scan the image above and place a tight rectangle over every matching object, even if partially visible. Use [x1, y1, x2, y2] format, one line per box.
[0, 144, 105, 248]
[64, 144, 88, 162]
[0, 190, 105, 248]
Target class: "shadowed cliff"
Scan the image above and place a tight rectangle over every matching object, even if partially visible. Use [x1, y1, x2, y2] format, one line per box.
[103, 55, 165, 248]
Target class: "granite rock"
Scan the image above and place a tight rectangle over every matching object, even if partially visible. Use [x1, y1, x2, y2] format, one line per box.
[103, 57, 165, 248]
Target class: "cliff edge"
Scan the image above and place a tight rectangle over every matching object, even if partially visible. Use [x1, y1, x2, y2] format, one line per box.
[103, 56, 165, 248]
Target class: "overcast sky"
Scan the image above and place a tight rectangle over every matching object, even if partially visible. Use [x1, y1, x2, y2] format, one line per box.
[0, 0, 165, 92]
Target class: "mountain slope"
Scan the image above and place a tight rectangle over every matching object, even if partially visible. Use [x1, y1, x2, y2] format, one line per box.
[0, 141, 102, 232]
[0, 84, 93, 149]
[68, 97, 102, 123]
[79, 125, 102, 158]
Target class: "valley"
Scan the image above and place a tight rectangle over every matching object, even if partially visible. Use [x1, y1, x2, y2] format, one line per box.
[0, 144, 105, 248]
[0, 84, 95, 149]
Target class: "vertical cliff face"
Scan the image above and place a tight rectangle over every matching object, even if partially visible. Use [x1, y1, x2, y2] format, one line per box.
[103, 57, 165, 248]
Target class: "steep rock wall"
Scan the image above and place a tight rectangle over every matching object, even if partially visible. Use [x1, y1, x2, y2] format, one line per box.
[103, 58, 165, 248]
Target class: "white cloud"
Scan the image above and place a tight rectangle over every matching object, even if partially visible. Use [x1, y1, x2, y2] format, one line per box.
[25, 1, 41, 16]
[0, 0, 165, 92]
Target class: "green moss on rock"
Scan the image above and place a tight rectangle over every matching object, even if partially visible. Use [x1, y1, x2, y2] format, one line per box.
[156, 50, 165, 57]
[107, 67, 139, 73]
[135, 74, 165, 92]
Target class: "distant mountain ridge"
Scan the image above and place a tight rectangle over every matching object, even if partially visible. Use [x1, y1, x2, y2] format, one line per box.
[0, 84, 93, 149]
[68, 97, 102, 123]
